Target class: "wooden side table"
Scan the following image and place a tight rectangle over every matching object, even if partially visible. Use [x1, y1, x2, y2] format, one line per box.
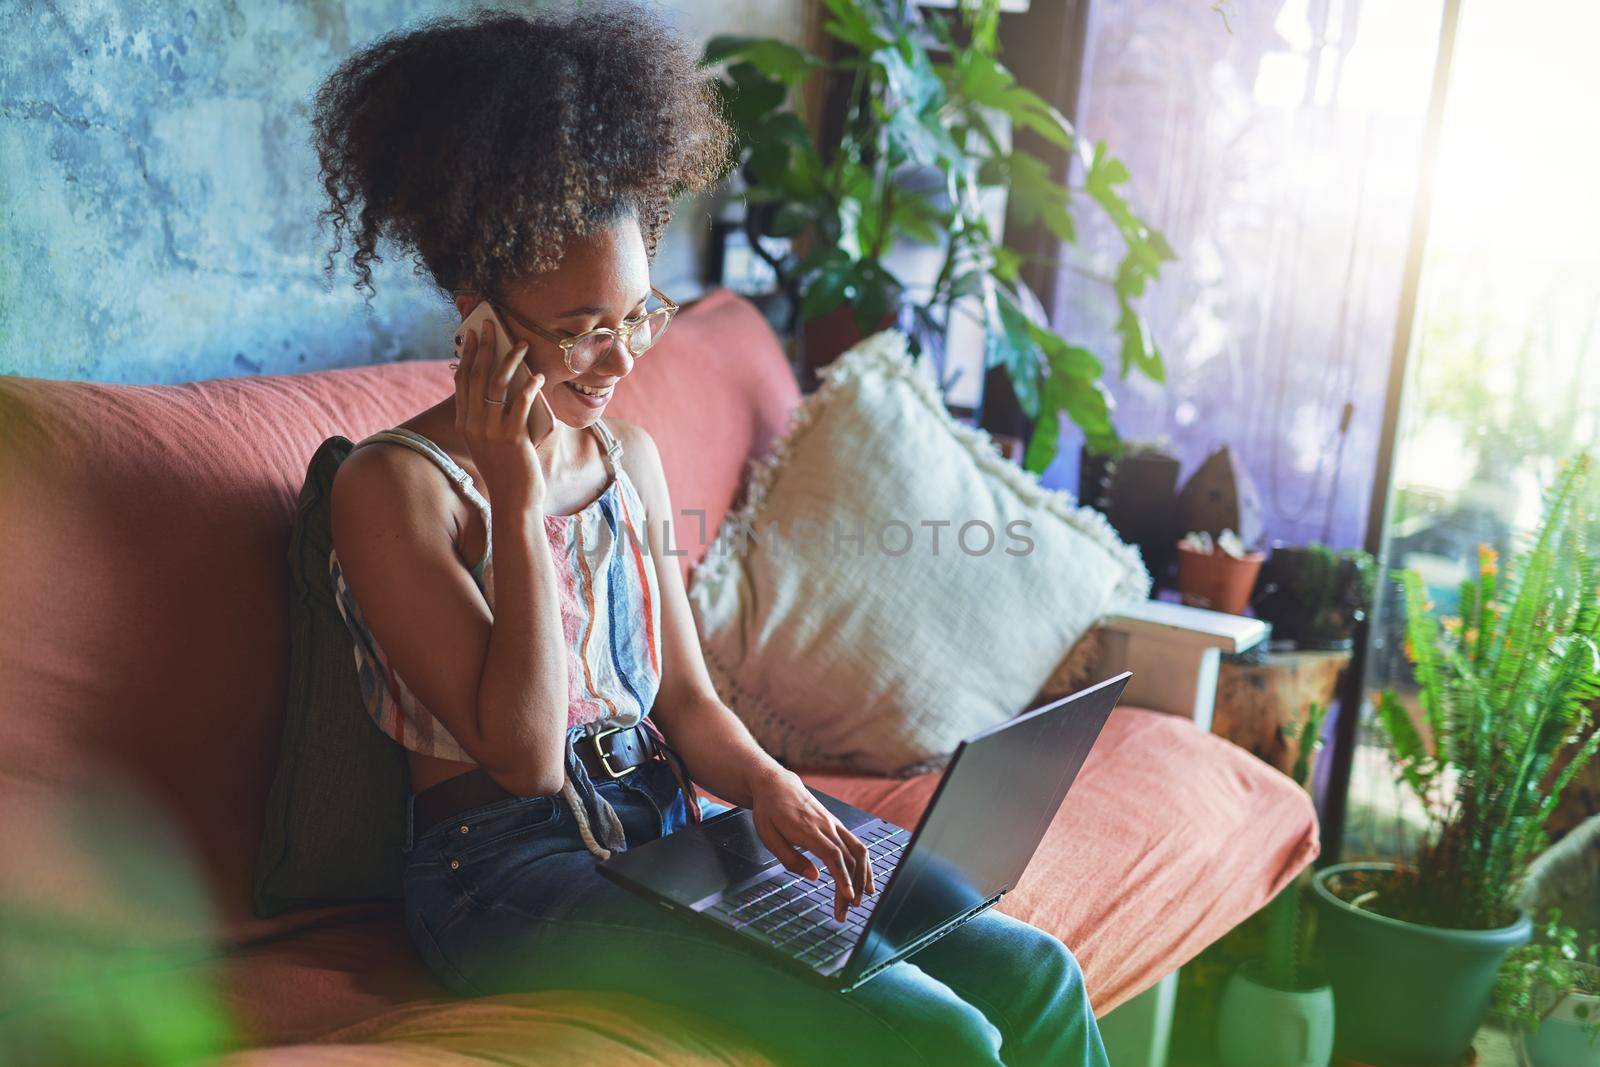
[1213, 648, 1351, 776]
[1095, 600, 1270, 731]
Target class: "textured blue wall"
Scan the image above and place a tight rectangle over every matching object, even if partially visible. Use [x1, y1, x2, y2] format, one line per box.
[0, 2, 801, 384]
[0, 1, 490, 383]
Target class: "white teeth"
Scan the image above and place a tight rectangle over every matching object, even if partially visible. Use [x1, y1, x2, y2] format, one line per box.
[567, 381, 612, 398]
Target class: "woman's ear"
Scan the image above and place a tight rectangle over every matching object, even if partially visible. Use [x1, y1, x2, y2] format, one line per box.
[453, 292, 484, 321]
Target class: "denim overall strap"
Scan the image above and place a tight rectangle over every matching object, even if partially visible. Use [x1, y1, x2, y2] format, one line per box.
[560, 731, 628, 859]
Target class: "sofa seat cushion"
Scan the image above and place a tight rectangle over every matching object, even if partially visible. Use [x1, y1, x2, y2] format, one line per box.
[211, 910, 444, 1047]
[202, 993, 776, 1067]
[800, 705, 1321, 1015]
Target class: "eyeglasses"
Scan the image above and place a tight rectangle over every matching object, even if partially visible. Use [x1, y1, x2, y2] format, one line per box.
[484, 286, 679, 376]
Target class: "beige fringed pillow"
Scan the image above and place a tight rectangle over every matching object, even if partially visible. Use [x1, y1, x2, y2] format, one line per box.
[688, 330, 1150, 776]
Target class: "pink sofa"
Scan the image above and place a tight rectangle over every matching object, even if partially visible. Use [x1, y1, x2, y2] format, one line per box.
[0, 289, 1317, 1064]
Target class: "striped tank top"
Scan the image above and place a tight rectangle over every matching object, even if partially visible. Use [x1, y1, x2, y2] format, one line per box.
[327, 420, 663, 764]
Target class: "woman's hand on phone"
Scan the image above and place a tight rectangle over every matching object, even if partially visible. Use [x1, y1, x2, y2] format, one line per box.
[453, 318, 547, 511]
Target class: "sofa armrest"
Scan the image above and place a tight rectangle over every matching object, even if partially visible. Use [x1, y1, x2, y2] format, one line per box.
[1090, 600, 1269, 729]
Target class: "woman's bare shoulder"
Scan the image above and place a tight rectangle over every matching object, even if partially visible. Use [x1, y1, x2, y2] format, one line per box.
[603, 418, 672, 513]
[331, 430, 465, 547]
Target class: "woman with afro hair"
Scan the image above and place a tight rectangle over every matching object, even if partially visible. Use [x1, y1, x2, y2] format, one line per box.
[316, 7, 1107, 1065]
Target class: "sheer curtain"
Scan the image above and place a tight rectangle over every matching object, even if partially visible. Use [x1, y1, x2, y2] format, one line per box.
[1046, 0, 1444, 552]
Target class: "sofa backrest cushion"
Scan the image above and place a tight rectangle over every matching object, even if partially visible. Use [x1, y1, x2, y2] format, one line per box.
[0, 289, 795, 937]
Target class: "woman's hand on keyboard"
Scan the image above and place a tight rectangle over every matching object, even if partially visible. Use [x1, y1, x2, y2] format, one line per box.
[748, 768, 875, 922]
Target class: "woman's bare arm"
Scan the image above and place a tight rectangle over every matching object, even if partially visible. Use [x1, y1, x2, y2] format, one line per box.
[329, 321, 571, 796]
[615, 422, 874, 920]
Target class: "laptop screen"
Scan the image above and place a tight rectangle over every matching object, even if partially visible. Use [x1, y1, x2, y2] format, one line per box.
[845, 674, 1127, 979]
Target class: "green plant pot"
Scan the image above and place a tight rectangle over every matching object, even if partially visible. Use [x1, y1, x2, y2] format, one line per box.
[1216, 959, 1335, 1067]
[1312, 863, 1532, 1066]
[1513, 986, 1600, 1067]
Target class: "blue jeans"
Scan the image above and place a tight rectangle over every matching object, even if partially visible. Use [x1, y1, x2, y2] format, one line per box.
[402, 755, 1108, 1067]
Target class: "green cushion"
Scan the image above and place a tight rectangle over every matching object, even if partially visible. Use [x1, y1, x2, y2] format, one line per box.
[253, 436, 410, 917]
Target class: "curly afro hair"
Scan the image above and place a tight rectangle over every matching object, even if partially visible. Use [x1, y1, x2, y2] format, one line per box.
[312, 5, 731, 298]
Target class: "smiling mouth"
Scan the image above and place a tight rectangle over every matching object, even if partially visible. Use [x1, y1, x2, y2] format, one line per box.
[565, 380, 614, 403]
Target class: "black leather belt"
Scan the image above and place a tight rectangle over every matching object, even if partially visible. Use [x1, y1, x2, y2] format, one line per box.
[411, 723, 665, 840]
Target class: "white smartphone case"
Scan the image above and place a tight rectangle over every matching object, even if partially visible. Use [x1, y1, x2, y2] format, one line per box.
[453, 301, 556, 444]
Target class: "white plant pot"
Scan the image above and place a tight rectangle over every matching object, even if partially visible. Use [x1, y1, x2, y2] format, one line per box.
[1216, 960, 1335, 1067]
[1515, 990, 1600, 1067]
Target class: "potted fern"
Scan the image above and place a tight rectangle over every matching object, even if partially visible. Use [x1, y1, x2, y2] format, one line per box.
[1216, 703, 1334, 1067]
[1313, 455, 1600, 1066]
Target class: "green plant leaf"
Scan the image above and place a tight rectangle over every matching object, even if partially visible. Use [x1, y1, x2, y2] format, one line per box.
[874, 39, 943, 115]
[943, 51, 1074, 151]
[948, 270, 986, 302]
[1024, 365, 1116, 473]
[721, 62, 788, 138]
[801, 250, 855, 321]
[1088, 144, 1131, 188]
[769, 202, 812, 237]
[1060, 378, 1117, 455]
[760, 111, 814, 149]
[1004, 153, 1076, 244]
[1023, 409, 1060, 474]
[819, 0, 892, 52]
[746, 136, 792, 190]
[1003, 88, 1076, 151]
[985, 282, 1042, 417]
[702, 36, 825, 88]
[1027, 321, 1103, 380]
[943, 49, 1016, 107]
[1377, 686, 1436, 806]
[888, 190, 945, 245]
[1116, 301, 1165, 383]
[849, 259, 898, 336]
[992, 246, 1022, 282]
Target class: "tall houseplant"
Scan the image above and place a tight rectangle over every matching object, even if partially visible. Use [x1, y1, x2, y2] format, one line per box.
[702, 0, 1174, 473]
[1313, 455, 1600, 1065]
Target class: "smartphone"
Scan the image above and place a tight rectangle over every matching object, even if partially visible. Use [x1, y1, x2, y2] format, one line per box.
[454, 300, 555, 446]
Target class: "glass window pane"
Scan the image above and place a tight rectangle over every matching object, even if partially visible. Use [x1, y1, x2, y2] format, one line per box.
[1345, 3, 1600, 859]
[1051, 0, 1444, 553]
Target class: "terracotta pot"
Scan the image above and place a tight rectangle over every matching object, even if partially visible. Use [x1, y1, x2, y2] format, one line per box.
[800, 305, 897, 388]
[1176, 543, 1265, 615]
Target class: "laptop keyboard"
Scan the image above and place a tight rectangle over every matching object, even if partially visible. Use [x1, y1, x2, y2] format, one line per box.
[704, 823, 909, 968]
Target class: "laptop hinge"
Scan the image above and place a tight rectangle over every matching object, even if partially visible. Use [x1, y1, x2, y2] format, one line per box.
[840, 891, 1006, 992]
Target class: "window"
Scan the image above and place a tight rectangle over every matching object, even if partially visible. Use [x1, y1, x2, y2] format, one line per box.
[1050, 0, 1444, 554]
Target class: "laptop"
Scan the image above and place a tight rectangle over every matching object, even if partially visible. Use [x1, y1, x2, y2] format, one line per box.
[598, 671, 1131, 992]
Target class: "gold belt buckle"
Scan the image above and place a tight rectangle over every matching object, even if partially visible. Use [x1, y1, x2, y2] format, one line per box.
[591, 725, 637, 779]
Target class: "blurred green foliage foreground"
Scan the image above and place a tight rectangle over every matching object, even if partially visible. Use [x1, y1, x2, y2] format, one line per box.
[0, 779, 238, 1065]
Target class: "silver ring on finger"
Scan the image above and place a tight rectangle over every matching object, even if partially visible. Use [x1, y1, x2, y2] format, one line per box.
[483, 395, 508, 405]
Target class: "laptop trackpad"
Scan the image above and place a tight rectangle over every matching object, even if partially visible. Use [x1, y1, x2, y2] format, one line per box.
[601, 809, 777, 908]
[703, 811, 776, 863]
